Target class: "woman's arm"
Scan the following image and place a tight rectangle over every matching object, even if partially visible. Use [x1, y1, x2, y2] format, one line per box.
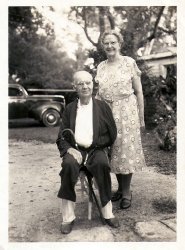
[132, 76, 145, 129]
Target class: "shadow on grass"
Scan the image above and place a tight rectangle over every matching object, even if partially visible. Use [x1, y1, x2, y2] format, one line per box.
[152, 197, 176, 214]
[9, 118, 41, 128]
[142, 131, 176, 176]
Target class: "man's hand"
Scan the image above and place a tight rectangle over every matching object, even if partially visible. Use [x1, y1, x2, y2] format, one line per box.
[67, 148, 83, 165]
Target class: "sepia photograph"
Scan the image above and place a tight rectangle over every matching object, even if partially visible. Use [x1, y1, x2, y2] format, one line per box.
[1, 1, 185, 249]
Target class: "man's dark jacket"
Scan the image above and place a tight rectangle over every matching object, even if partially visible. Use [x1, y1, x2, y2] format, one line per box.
[56, 98, 117, 156]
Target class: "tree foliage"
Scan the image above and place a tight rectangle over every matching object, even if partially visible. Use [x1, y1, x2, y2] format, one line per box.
[9, 7, 76, 89]
[69, 6, 176, 63]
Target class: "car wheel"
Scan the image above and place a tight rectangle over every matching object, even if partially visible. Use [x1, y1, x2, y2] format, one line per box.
[42, 109, 60, 127]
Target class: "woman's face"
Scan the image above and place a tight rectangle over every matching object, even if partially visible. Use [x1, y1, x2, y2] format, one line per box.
[102, 34, 121, 57]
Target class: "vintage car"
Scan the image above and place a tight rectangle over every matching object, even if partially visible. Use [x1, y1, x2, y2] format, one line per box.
[8, 84, 65, 127]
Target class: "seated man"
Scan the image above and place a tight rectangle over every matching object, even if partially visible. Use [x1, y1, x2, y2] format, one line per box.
[56, 70, 120, 234]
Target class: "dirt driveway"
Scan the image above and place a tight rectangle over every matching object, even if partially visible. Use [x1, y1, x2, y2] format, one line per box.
[8, 121, 176, 242]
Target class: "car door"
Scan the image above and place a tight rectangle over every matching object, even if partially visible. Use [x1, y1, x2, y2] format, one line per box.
[8, 86, 28, 119]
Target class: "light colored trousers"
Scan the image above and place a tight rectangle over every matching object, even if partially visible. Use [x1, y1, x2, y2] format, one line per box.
[60, 199, 114, 224]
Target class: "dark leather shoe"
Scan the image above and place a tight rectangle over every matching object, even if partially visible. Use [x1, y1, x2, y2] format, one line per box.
[60, 220, 74, 234]
[111, 191, 122, 202]
[105, 217, 120, 228]
[120, 193, 132, 209]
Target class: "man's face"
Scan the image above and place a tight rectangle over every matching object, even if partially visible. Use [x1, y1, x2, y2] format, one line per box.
[74, 72, 93, 98]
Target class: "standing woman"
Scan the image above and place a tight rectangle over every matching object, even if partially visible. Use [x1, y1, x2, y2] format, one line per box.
[95, 30, 146, 209]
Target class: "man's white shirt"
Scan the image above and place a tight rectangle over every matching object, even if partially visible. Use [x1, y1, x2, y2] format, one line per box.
[75, 98, 93, 148]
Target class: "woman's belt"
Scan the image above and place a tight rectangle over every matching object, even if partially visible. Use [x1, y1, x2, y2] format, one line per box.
[104, 93, 133, 103]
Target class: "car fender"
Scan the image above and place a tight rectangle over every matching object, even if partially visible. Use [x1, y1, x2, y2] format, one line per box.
[30, 102, 65, 121]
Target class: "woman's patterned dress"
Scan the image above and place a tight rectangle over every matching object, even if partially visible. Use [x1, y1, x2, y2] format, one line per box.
[95, 56, 146, 174]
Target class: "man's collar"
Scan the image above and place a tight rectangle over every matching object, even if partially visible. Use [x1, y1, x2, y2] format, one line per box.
[78, 97, 92, 107]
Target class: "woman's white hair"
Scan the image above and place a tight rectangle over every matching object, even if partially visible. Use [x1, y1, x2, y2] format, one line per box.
[100, 30, 123, 47]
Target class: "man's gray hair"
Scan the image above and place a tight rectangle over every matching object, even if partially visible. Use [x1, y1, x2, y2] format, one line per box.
[73, 71, 92, 84]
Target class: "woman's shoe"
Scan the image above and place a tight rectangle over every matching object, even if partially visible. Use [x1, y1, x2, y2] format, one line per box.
[120, 193, 132, 209]
[111, 191, 122, 202]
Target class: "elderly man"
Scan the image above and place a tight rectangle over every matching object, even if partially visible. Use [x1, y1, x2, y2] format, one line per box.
[56, 70, 120, 234]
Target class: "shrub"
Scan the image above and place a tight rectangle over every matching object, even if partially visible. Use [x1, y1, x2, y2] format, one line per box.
[142, 64, 176, 151]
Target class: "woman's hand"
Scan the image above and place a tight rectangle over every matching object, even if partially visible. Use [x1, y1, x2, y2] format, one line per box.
[67, 148, 83, 165]
[140, 118, 145, 128]
[140, 119, 145, 134]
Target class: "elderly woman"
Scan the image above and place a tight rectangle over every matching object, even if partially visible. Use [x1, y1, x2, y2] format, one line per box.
[95, 30, 146, 209]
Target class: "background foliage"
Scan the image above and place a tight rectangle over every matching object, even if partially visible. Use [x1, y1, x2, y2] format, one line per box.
[9, 7, 76, 89]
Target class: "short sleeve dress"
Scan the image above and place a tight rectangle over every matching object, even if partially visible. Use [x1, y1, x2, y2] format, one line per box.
[95, 56, 146, 174]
